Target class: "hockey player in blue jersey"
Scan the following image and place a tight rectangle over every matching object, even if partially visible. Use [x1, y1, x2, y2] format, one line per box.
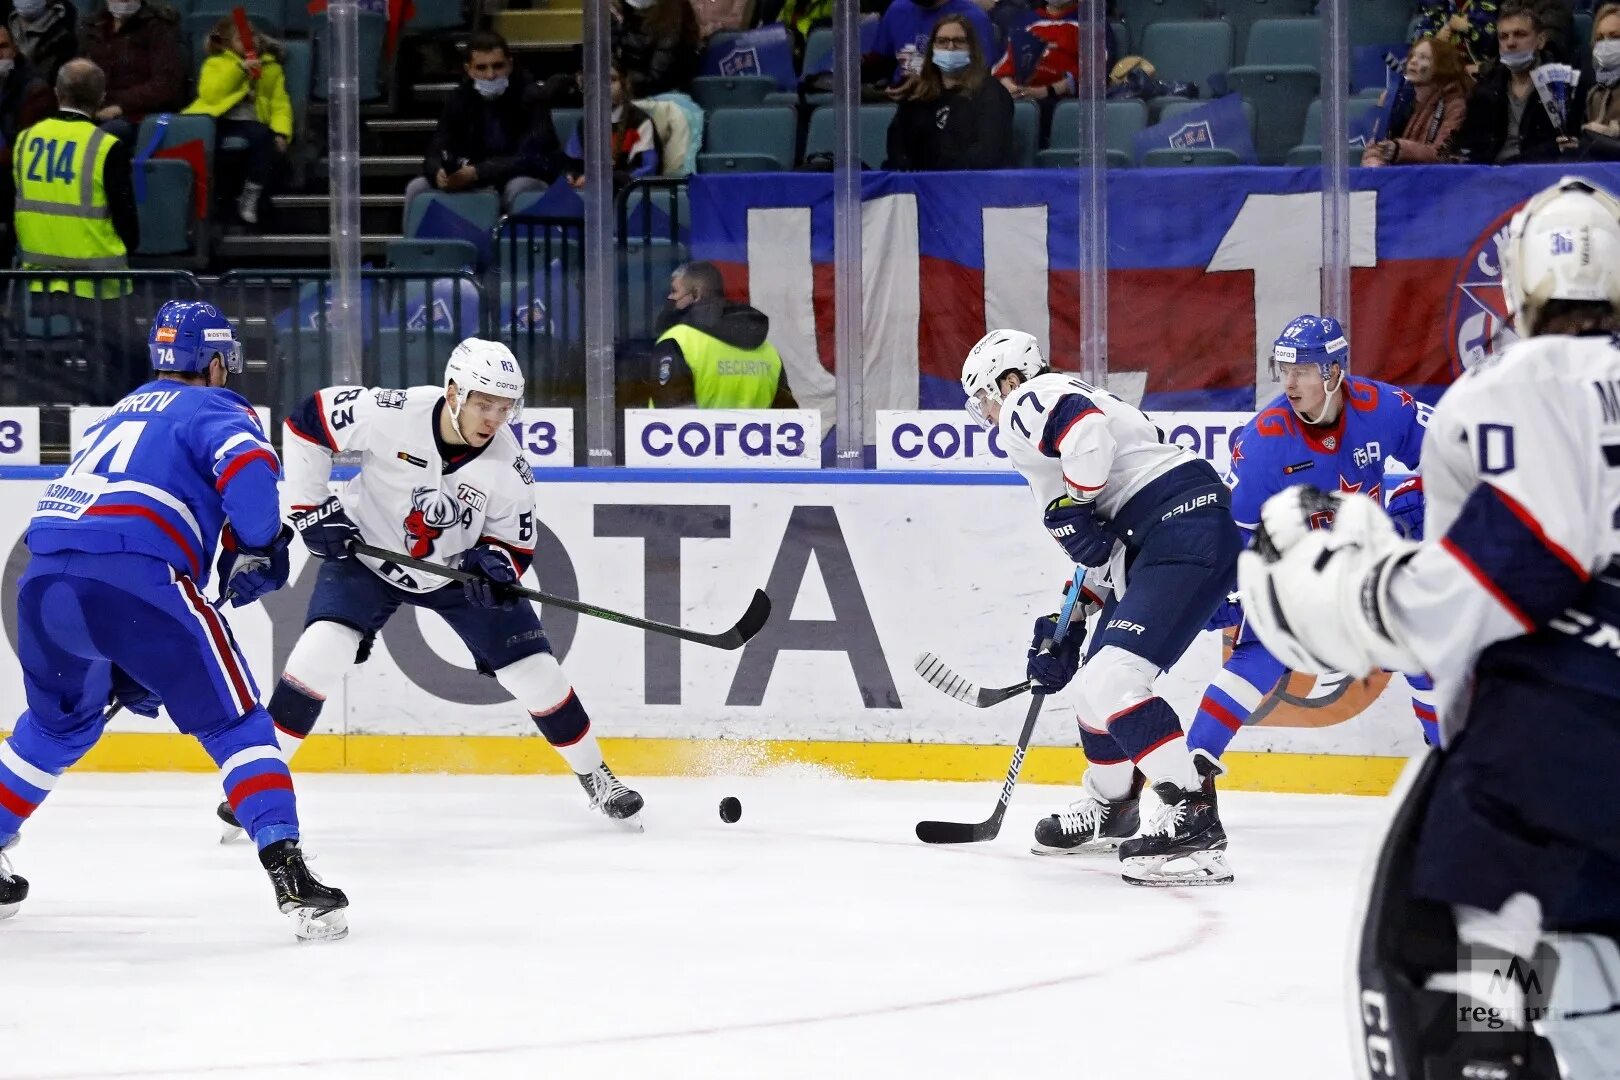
[0, 301, 348, 941]
[1185, 317, 1439, 779]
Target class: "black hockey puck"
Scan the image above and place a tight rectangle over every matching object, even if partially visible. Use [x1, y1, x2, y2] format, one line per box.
[718, 796, 742, 823]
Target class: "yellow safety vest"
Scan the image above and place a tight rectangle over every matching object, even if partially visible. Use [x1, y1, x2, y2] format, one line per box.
[656, 324, 783, 409]
[13, 116, 129, 299]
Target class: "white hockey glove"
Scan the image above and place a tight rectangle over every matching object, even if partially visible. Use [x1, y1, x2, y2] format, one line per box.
[1237, 488, 1421, 678]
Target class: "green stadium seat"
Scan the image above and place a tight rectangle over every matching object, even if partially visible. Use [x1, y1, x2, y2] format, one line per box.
[135, 159, 195, 256]
[1119, 0, 1211, 51]
[700, 106, 797, 171]
[689, 75, 777, 110]
[1243, 17, 1319, 65]
[385, 238, 479, 272]
[1139, 20, 1235, 89]
[804, 103, 895, 168]
[1142, 146, 1242, 166]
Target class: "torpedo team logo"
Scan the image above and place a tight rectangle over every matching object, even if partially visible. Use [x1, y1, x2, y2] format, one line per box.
[402, 487, 460, 558]
[1446, 202, 1525, 378]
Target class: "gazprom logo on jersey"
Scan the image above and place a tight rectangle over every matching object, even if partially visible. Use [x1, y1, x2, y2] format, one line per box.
[625, 409, 821, 469]
[876, 411, 1011, 471]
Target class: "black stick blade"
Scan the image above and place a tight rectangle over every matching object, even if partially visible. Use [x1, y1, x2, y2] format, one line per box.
[729, 589, 772, 646]
[915, 819, 998, 844]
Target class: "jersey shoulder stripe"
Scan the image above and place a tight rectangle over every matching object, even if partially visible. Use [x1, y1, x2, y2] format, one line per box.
[1037, 393, 1101, 458]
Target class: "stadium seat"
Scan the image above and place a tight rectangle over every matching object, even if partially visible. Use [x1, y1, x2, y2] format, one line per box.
[689, 75, 777, 110]
[135, 159, 194, 256]
[1282, 142, 1365, 165]
[1139, 20, 1235, 90]
[1223, 65, 1320, 163]
[135, 113, 215, 219]
[699, 106, 797, 172]
[1292, 95, 1379, 149]
[550, 107, 581, 149]
[1043, 98, 1149, 165]
[803, 27, 834, 75]
[1011, 100, 1039, 168]
[1575, 11, 1593, 59]
[1349, 0, 1416, 47]
[1119, 0, 1210, 51]
[184, 9, 284, 68]
[313, 11, 388, 103]
[404, 190, 501, 266]
[1243, 17, 1320, 66]
[281, 39, 313, 144]
[618, 243, 686, 341]
[804, 103, 897, 168]
[1221, 0, 1314, 59]
[385, 238, 479, 272]
[701, 25, 798, 91]
[404, 0, 466, 33]
[1142, 146, 1242, 166]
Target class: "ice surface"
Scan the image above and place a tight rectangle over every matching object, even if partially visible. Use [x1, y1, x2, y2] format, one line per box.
[0, 771, 1394, 1079]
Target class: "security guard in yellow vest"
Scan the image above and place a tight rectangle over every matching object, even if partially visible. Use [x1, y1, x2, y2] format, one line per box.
[12, 59, 144, 402]
[13, 59, 138, 301]
[649, 261, 797, 409]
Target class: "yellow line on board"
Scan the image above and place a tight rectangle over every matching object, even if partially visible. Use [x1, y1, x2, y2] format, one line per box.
[9, 732, 1409, 796]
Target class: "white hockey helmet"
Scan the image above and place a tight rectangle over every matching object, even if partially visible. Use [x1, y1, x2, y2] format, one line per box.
[444, 337, 525, 419]
[1501, 176, 1620, 337]
[961, 329, 1045, 429]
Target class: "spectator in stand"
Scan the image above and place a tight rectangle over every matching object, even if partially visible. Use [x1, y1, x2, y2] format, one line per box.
[563, 63, 661, 192]
[1530, 0, 1575, 63]
[6, 0, 76, 86]
[885, 14, 1015, 168]
[1362, 36, 1473, 165]
[1413, 0, 1499, 71]
[649, 261, 797, 409]
[182, 16, 293, 227]
[618, 0, 701, 97]
[868, 0, 997, 88]
[989, 0, 1111, 110]
[1575, 2, 1620, 158]
[690, 0, 754, 39]
[0, 25, 52, 261]
[80, 0, 187, 142]
[776, 0, 830, 38]
[405, 31, 564, 225]
[1452, 3, 1575, 162]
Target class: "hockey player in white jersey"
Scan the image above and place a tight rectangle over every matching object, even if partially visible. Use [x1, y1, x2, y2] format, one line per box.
[216, 338, 645, 835]
[962, 330, 1243, 885]
[1238, 177, 1620, 1077]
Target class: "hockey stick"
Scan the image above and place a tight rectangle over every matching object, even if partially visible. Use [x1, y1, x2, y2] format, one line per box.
[913, 652, 1034, 709]
[914, 571, 1084, 845]
[351, 542, 772, 650]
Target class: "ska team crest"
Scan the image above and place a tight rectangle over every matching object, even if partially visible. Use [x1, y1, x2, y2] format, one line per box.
[1445, 202, 1524, 378]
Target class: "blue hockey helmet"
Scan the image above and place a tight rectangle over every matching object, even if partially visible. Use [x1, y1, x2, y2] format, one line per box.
[1269, 315, 1348, 382]
[149, 301, 243, 374]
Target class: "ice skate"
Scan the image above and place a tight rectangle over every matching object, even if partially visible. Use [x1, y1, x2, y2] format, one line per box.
[0, 837, 27, 920]
[578, 763, 644, 831]
[216, 800, 247, 844]
[260, 839, 349, 942]
[1031, 771, 1144, 856]
[1118, 781, 1233, 887]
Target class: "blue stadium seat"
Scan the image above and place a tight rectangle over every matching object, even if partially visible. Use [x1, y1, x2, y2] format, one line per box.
[804, 103, 895, 168]
[1139, 20, 1235, 89]
[689, 75, 777, 110]
[135, 159, 194, 256]
[698, 106, 797, 172]
[1119, 0, 1211, 51]
[701, 25, 798, 91]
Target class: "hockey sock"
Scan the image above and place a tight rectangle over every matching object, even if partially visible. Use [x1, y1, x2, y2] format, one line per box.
[530, 691, 605, 774]
[1079, 725, 1138, 800]
[1188, 651, 1281, 758]
[1407, 672, 1439, 746]
[1108, 697, 1199, 790]
[0, 709, 108, 839]
[268, 677, 325, 763]
[198, 706, 299, 850]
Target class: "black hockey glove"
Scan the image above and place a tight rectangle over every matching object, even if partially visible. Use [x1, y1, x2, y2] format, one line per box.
[459, 546, 521, 610]
[1043, 495, 1113, 567]
[108, 665, 162, 718]
[292, 496, 361, 560]
[217, 524, 294, 607]
[1026, 614, 1082, 694]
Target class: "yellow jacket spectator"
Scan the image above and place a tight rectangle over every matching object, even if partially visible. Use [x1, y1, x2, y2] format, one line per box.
[649, 261, 796, 409]
[182, 15, 291, 225]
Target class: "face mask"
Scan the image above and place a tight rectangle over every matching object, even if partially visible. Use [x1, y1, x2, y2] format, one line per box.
[11, 0, 46, 18]
[626, 0, 658, 10]
[0, 60, 13, 79]
[1500, 48, 1536, 72]
[472, 75, 508, 99]
[933, 48, 970, 73]
[1596, 39, 1620, 82]
[107, 0, 140, 16]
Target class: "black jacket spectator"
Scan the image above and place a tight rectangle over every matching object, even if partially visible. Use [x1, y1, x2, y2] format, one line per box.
[80, 1, 187, 125]
[6, 0, 76, 86]
[0, 36, 51, 160]
[419, 70, 565, 189]
[885, 14, 1016, 169]
[616, 0, 700, 97]
[1454, 60, 1571, 162]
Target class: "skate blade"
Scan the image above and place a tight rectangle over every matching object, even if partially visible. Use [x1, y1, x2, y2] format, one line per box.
[1030, 840, 1124, 857]
[219, 823, 247, 845]
[288, 906, 349, 942]
[1121, 849, 1234, 887]
[609, 812, 645, 834]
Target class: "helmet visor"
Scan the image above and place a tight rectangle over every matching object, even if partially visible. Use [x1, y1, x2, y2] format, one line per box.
[965, 387, 996, 432]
